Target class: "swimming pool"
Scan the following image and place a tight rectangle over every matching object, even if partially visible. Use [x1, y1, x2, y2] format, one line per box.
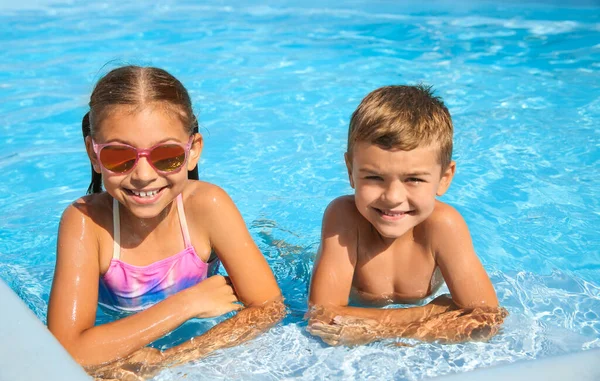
[0, 0, 598, 379]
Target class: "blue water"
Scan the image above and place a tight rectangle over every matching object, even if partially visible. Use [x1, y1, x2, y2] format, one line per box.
[1, 0, 599, 379]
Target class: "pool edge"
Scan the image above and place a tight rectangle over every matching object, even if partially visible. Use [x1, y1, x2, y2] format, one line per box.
[0, 279, 90, 381]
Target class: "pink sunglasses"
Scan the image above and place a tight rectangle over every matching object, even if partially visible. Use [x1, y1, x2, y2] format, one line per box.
[92, 137, 193, 175]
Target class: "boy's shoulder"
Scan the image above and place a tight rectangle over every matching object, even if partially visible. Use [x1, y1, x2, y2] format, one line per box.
[322, 195, 363, 230]
[426, 200, 466, 227]
[419, 200, 470, 245]
[325, 195, 359, 215]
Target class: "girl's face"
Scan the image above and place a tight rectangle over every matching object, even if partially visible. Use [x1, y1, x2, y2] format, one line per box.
[86, 105, 202, 219]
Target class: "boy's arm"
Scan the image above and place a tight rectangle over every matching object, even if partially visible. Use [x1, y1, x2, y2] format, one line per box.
[432, 202, 498, 309]
[307, 201, 505, 346]
[308, 197, 439, 340]
[308, 197, 453, 321]
[309, 196, 358, 309]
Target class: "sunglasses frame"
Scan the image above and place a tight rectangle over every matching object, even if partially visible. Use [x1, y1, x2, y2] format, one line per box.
[91, 136, 194, 175]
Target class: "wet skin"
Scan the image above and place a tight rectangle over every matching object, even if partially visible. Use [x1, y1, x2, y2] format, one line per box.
[308, 142, 504, 346]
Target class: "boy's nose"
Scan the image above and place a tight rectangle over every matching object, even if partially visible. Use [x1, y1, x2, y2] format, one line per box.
[382, 181, 406, 204]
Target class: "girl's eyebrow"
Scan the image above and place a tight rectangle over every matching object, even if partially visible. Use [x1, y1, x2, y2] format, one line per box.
[101, 137, 183, 145]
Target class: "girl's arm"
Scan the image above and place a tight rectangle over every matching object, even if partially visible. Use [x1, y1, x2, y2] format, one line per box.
[307, 200, 505, 346]
[156, 184, 285, 363]
[47, 200, 239, 367]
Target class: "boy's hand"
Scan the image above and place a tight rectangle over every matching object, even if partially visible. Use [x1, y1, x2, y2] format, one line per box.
[411, 307, 508, 343]
[305, 305, 338, 325]
[307, 307, 382, 346]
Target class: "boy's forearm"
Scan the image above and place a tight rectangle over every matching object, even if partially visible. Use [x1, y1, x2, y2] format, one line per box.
[398, 306, 509, 343]
[324, 295, 457, 326]
[162, 298, 287, 366]
[336, 303, 454, 327]
[308, 296, 506, 346]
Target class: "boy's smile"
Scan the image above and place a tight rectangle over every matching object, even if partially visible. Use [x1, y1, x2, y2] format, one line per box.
[346, 141, 454, 240]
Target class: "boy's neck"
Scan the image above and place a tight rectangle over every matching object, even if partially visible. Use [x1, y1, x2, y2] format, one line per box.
[374, 225, 416, 248]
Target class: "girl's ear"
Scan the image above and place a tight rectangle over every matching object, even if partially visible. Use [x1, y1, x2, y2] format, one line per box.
[187, 133, 203, 171]
[436, 161, 456, 196]
[344, 152, 355, 189]
[85, 136, 102, 174]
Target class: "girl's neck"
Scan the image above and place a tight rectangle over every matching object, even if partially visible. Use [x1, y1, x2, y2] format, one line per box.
[117, 198, 177, 241]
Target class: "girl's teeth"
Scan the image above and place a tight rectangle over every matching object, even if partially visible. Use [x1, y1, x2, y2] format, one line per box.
[132, 190, 158, 197]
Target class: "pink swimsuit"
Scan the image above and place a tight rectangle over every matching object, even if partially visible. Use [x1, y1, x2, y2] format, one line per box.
[98, 195, 211, 313]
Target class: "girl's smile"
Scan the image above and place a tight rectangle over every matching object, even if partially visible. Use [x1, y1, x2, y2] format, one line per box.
[124, 186, 168, 205]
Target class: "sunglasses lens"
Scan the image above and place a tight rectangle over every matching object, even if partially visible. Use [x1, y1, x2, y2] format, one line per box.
[150, 144, 186, 172]
[99, 146, 137, 173]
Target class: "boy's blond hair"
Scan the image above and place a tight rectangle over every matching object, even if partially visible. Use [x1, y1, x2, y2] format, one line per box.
[347, 85, 453, 171]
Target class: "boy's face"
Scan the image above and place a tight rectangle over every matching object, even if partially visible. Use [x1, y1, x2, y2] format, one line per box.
[346, 141, 455, 240]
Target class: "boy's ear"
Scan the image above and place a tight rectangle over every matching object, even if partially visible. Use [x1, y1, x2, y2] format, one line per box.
[85, 136, 102, 174]
[187, 133, 203, 171]
[344, 152, 355, 188]
[436, 161, 456, 196]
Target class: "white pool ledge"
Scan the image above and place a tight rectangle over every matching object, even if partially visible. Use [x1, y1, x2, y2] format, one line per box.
[0, 279, 90, 381]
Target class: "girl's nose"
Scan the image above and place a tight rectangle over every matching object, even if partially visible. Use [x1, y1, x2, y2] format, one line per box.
[129, 156, 158, 183]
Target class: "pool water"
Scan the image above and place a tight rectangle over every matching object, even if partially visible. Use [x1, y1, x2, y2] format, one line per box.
[0, 0, 599, 379]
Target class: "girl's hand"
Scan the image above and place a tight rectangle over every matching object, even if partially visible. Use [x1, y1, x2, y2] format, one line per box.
[187, 275, 243, 319]
[88, 347, 165, 380]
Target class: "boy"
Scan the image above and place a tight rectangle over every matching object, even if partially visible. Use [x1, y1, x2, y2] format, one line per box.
[307, 85, 506, 346]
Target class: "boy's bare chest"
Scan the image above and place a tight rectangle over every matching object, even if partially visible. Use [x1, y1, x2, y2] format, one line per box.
[351, 242, 440, 304]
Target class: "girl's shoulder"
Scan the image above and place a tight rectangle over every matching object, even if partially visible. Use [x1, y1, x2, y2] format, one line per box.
[61, 192, 113, 231]
[181, 180, 237, 215]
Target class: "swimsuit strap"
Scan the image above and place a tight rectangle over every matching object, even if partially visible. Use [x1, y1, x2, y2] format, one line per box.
[112, 197, 121, 260]
[112, 195, 190, 259]
[176, 194, 192, 249]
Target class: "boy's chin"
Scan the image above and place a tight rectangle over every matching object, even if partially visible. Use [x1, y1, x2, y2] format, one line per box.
[367, 219, 415, 240]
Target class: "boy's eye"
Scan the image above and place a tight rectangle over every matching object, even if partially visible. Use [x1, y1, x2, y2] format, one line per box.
[365, 175, 383, 181]
[406, 177, 424, 183]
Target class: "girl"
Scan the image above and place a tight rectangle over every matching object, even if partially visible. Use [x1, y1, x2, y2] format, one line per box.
[47, 66, 285, 377]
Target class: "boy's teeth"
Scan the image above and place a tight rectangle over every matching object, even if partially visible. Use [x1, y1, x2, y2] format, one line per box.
[382, 210, 403, 216]
[131, 189, 158, 197]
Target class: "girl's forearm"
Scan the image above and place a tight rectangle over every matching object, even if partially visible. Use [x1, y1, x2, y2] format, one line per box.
[68, 291, 197, 367]
[162, 298, 287, 366]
